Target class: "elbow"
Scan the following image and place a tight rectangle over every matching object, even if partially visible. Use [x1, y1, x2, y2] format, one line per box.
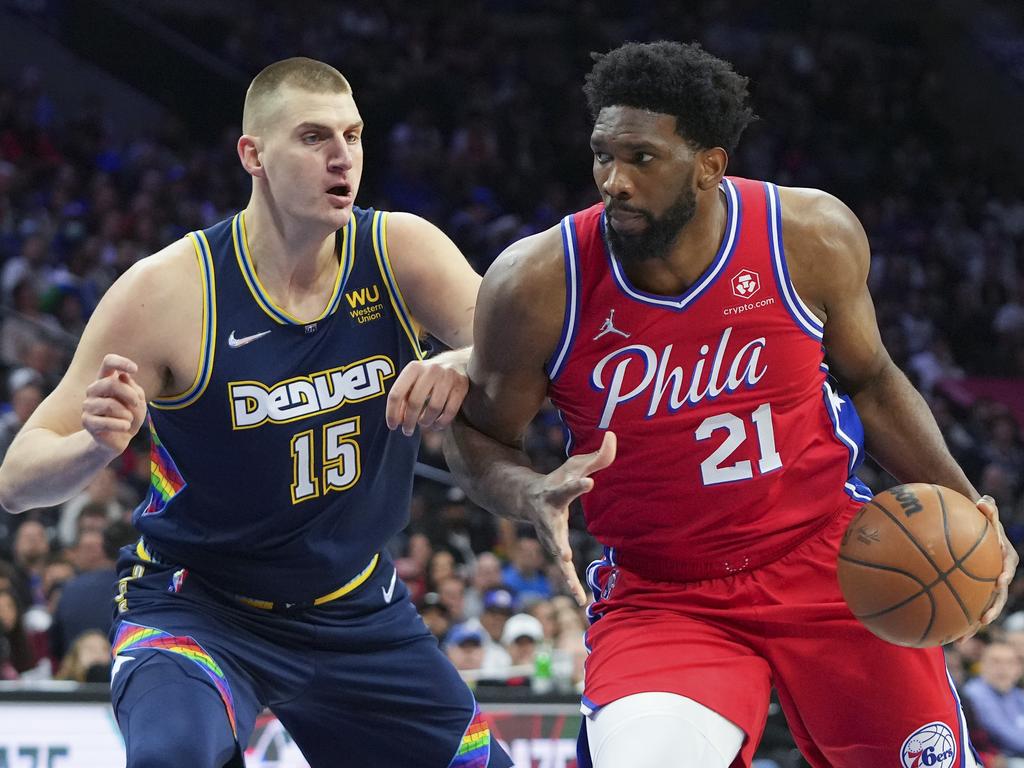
[0, 470, 28, 514]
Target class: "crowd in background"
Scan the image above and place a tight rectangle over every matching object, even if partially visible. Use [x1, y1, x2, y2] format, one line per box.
[0, 1, 1023, 765]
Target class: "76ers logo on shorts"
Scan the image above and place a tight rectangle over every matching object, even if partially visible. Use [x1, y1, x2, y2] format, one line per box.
[900, 722, 956, 768]
[731, 269, 760, 299]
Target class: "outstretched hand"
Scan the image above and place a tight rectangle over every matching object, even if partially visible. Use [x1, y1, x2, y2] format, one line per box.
[82, 354, 147, 456]
[526, 431, 617, 606]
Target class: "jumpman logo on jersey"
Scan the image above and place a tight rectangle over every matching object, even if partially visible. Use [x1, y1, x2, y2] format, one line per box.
[594, 309, 630, 340]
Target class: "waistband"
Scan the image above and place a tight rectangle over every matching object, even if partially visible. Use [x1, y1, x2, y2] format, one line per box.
[612, 503, 845, 583]
[135, 538, 380, 611]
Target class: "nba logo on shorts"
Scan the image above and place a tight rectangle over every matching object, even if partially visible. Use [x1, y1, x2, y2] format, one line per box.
[900, 721, 956, 768]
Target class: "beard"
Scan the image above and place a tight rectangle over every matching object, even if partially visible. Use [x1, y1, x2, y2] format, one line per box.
[604, 184, 697, 264]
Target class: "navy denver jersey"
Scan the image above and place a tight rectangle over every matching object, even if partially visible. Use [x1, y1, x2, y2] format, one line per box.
[134, 207, 424, 603]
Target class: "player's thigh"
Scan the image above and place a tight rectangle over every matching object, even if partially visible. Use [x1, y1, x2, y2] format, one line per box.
[274, 629, 511, 767]
[586, 692, 744, 768]
[583, 599, 771, 766]
[112, 649, 260, 768]
[770, 618, 975, 768]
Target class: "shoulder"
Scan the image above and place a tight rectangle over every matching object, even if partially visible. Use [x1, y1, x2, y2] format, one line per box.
[99, 236, 199, 321]
[777, 186, 870, 308]
[480, 225, 565, 305]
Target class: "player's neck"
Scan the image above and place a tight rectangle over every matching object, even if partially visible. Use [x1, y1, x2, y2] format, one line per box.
[620, 187, 727, 296]
[241, 199, 339, 294]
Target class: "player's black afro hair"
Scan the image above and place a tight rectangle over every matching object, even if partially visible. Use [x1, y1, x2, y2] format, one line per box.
[583, 41, 756, 154]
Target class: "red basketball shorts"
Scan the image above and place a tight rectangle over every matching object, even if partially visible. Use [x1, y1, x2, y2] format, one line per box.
[582, 500, 976, 768]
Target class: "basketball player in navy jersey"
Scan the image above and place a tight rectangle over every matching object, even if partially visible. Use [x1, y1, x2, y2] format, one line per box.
[0, 58, 511, 768]
[445, 42, 1018, 768]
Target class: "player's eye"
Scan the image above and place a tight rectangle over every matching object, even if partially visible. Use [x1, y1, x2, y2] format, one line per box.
[593, 152, 612, 164]
[345, 133, 361, 145]
[635, 152, 654, 164]
[302, 133, 321, 144]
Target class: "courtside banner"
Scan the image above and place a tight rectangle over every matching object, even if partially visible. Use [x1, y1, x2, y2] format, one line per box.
[0, 692, 582, 768]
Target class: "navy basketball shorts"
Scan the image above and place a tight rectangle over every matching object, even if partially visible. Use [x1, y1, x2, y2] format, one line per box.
[110, 542, 512, 768]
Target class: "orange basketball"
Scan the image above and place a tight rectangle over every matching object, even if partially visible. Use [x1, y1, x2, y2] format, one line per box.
[837, 483, 1002, 647]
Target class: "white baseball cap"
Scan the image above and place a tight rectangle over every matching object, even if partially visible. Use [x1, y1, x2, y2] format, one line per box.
[501, 613, 544, 645]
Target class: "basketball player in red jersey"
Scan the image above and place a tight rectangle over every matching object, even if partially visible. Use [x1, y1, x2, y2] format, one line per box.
[445, 41, 1019, 768]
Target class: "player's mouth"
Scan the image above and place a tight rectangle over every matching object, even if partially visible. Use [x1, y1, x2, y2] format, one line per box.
[606, 206, 649, 235]
[326, 184, 353, 206]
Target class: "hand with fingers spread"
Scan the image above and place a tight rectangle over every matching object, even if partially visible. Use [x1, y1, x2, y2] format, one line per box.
[385, 352, 470, 436]
[82, 354, 148, 456]
[520, 431, 617, 606]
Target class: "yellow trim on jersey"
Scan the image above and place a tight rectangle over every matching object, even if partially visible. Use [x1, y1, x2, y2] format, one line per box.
[151, 231, 217, 410]
[236, 553, 380, 610]
[372, 211, 424, 360]
[233, 211, 351, 325]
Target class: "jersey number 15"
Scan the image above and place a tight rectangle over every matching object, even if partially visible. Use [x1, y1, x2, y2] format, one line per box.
[289, 416, 362, 503]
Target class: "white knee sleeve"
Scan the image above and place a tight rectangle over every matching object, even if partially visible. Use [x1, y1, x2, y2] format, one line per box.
[586, 692, 744, 768]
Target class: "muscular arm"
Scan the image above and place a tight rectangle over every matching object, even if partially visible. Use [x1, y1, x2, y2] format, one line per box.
[781, 188, 975, 496]
[783, 188, 1017, 622]
[0, 241, 198, 512]
[444, 229, 564, 519]
[444, 228, 614, 604]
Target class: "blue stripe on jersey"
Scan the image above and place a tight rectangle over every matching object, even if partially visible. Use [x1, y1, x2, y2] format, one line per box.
[765, 183, 825, 341]
[820, 379, 873, 501]
[603, 178, 741, 311]
[152, 231, 217, 409]
[547, 215, 581, 380]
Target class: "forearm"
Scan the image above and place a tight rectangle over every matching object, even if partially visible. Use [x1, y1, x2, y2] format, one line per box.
[0, 427, 116, 513]
[443, 416, 542, 522]
[851, 365, 977, 498]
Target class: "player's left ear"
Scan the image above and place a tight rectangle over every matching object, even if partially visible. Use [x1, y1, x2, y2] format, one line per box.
[696, 147, 728, 191]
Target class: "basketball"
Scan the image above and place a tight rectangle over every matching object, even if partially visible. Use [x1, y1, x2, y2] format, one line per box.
[837, 483, 1002, 647]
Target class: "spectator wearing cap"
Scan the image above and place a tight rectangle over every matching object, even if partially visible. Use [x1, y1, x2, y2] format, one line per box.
[963, 641, 1024, 758]
[501, 612, 545, 677]
[0, 367, 44, 461]
[478, 589, 514, 676]
[501, 535, 553, 602]
[444, 622, 486, 675]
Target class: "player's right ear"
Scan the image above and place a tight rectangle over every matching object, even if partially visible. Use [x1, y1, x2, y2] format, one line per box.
[237, 135, 265, 178]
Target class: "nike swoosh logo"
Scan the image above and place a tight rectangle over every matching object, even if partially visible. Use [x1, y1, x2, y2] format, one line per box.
[381, 568, 398, 604]
[228, 329, 272, 348]
[111, 654, 134, 683]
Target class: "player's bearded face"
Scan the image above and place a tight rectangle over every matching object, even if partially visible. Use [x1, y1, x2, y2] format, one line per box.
[604, 180, 697, 263]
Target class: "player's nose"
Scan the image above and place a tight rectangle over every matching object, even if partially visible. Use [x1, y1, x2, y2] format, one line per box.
[327, 139, 354, 172]
[601, 163, 633, 199]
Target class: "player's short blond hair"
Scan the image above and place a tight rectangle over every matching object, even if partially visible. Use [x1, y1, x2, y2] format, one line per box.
[242, 57, 352, 134]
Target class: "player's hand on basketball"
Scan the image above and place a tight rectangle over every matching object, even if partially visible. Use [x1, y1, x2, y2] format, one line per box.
[82, 354, 147, 456]
[976, 495, 1018, 625]
[526, 431, 617, 607]
[386, 354, 469, 436]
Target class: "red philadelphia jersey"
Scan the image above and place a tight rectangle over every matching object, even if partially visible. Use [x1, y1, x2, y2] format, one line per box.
[547, 177, 872, 582]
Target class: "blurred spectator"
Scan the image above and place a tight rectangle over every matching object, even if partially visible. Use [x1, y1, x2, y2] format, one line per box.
[54, 629, 112, 683]
[56, 466, 127, 548]
[50, 520, 135, 659]
[463, 551, 504, 619]
[477, 588, 514, 675]
[501, 535, 553, 601]
[416, 591, 451, 645]
[436, 574, 468, 624]
[0, 367, 44, 460]
[11, 517, 50, 606]
[0, 587, 37, 674]
[500, 612, 545, 680]
[443, 622, 486, 676]
[963, 641, 1024, 759]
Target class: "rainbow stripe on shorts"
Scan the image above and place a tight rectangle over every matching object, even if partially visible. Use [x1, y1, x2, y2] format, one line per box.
[113, 622, 237, 737]
[450, 705, 490, 767]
